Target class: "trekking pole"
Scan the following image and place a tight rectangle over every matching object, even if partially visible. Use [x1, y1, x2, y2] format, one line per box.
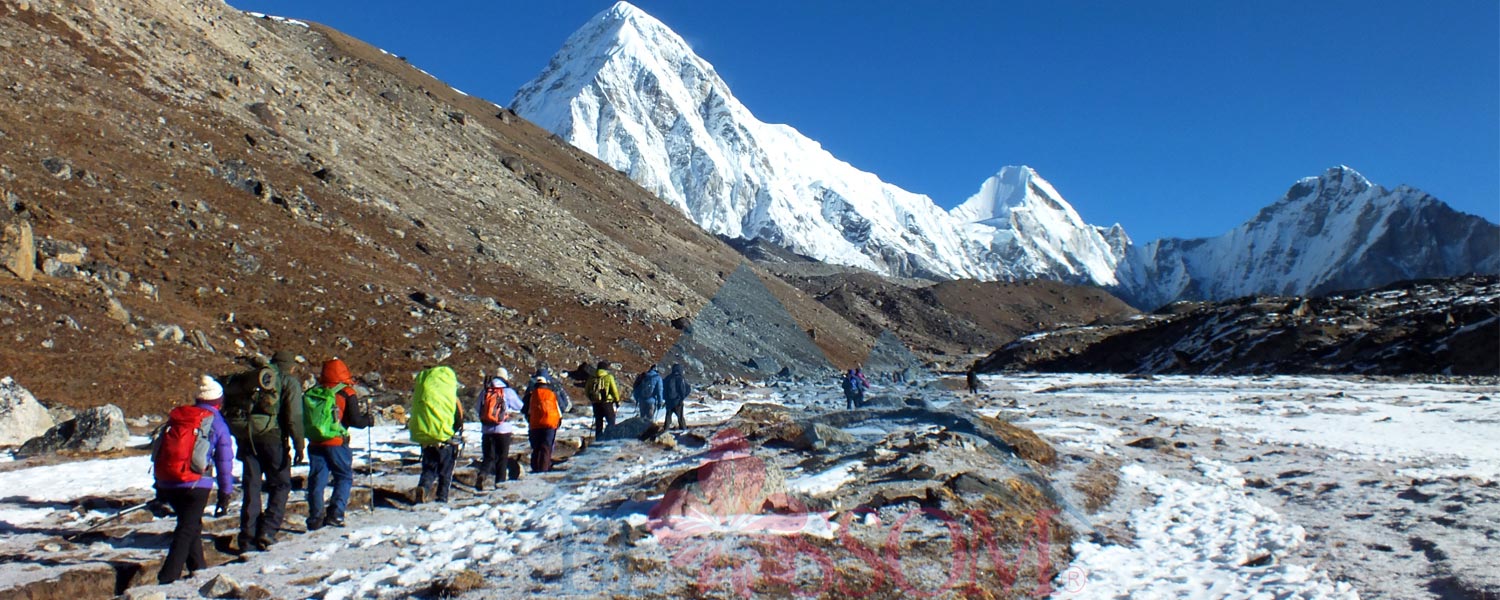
[66, 500, 156, 541]
[366, 425, 374, 511]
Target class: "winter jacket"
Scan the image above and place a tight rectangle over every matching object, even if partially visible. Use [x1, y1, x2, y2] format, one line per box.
[477, 383, 524, 436]
[313, 359, 357, 447]
[587, 369, 621, 404]
[663, 365, 690, 408]
[632, 368, 664, 406]
[273, 357, 306, 456]
[156, 402, 236, 494]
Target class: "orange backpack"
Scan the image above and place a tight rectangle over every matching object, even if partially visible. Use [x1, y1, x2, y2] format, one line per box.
[527, 386, 560, 429]
[480, 385, 508, 426]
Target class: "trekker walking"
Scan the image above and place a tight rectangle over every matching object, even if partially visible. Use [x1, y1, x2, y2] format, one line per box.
[842, 369, 867, 409]
[525, 373, 568, 473]
[585, 361, 621, 436]
[224, 350, 304, 552]
[410, 366, 463, 503]
[966, 368, 981, 395]
[303, 358, 361, 530]
[153, 375, 235, 584]
[476, 369, 522, 490]
[633, 365, 664, 423]
[662, 364, 691, 430]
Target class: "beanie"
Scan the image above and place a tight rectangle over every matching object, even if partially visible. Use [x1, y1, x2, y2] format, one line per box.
[272, 350, 297, 365]
[197, 375, 224, 403]
[496, 367, 510, 381]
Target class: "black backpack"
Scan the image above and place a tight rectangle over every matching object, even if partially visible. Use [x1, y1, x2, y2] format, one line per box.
[222, 364, 282, 442]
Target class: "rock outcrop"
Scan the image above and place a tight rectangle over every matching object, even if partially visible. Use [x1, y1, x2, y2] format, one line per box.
[16, 404, 130, 457]
[0, 376, 54, 447]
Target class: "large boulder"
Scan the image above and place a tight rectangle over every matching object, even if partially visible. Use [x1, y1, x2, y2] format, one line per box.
[16, 404, 130, 457]
[0, 377, 55, 446]
[791, 422, 855, 452]
[649, 456, 792, 520]
[598, 416, 659, 442]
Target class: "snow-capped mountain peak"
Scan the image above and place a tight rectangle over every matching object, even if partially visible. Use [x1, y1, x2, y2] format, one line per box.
[1114, 165, 1499, 308]
[512, 3, 1126, 282]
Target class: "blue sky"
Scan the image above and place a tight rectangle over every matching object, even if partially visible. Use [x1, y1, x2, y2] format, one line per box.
[229, 0, 1498, 243]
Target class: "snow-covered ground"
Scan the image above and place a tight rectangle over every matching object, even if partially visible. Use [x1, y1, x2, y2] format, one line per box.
[978, 373, 1498, 599]
[2, 374, 1495, 598]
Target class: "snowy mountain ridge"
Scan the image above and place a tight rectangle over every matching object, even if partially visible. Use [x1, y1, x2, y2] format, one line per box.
[1112, 166, 1500, 308]
[513, 2, 1498, 307]
[511, 2, 1125, 284]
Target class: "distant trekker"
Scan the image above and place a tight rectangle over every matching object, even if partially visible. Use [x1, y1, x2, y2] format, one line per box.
[842, 369, 867, 409]
[633, 365, 664, 423]
[476, 369, 523, 490]
[585, 361, 622, 436]
[967, 368, 981, 395]
[153, 375, 235, 585]
[662, 364, 691, 430]
[410, 366, 463, 503]
[223, 350, 304, 552]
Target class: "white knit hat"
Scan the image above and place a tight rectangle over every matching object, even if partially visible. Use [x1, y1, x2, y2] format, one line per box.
[197, 375, 224, 402]
[496, 367, 510, 381]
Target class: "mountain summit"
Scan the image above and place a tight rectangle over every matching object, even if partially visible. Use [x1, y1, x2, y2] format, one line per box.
[515, 3, 1496, 306]
[1113, 165, 1500, 308]
[512, 2, 1125, 283]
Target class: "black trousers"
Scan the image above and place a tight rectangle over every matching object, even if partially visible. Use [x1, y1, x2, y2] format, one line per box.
[479, 433, 513, 483]
[664, 401, 687, 429]
[158, 487, 211, 584]
[238, 438, 290, 543]
[529, 428, 557, 473]
[418, 443, 458, 502]
[591, 402, 617, 435]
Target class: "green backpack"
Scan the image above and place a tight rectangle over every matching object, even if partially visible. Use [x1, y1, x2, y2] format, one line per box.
[409, 366, 458, 446]
[303, 384, 348, 443]
[223, 364, 282, 443]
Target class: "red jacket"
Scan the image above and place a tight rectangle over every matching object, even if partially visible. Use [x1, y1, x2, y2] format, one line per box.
[315, 359, 358, 447]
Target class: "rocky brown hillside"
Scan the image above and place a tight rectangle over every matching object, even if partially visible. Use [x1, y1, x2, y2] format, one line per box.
[763, 259, 1137, 368]
[0, 0, 875, 415]
[976, 275, 1500, 376]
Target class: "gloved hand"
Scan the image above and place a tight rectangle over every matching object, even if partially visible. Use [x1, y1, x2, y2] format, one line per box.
[214, 492, 231, 517]
[294, 448, 307, 466]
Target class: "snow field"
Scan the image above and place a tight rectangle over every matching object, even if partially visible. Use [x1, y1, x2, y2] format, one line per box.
[1063, 461, 1357, 599]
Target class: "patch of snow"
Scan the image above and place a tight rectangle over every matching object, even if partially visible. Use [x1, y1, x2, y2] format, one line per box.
[1062, 464, 1358, 599]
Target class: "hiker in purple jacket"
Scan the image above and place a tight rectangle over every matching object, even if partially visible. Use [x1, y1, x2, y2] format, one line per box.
[154, 375, 237, 585]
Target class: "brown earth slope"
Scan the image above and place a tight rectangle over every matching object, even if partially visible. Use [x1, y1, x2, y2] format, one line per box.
[0, 0, 872, 415]
[765, 261, 1137, 368]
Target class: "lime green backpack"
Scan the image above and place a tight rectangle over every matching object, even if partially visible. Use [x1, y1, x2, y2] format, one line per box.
[303, 384, 348, 443]
[409, 366, 458, 446]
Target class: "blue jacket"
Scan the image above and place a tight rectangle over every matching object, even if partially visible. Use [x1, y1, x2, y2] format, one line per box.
[633, 368, 664, 406]
[156, 403, 236, 494]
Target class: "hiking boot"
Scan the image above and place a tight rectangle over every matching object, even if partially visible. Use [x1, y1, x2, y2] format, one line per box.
[475, 475, 490, 492]
[411, 486, 427, 504]
[327, 516, 346, 528]
[253, 534, 276, 551]
[307, 517, 323, 531]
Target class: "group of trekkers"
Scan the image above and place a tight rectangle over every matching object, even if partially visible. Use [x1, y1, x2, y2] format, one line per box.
[148, 352, 695, 585]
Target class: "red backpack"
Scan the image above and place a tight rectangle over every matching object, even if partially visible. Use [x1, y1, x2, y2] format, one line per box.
[479, 385, 508, 426]
[152, 405, 217, 484]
